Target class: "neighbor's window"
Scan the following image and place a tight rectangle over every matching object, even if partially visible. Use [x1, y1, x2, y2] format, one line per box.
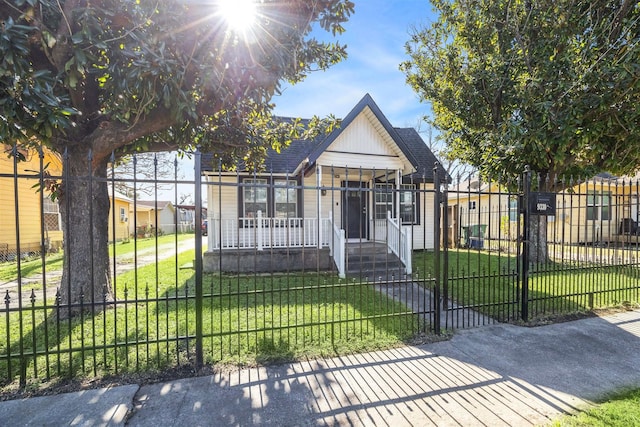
[509, 198, 518, 221]
[469, 201, 477, 210]
[587, 191, 611, 221]
[42, 195, 61, 231]
[274, 179, 297, 218]
[243, 179, 268, 218]
[601, 192, 611, 220]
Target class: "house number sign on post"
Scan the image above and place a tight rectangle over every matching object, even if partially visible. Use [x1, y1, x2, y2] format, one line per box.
[529, 192, 556, 215]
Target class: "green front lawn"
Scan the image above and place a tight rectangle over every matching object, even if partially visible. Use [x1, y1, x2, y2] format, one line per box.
[413, 249, 640, 321]
[1, 249, 422, 390]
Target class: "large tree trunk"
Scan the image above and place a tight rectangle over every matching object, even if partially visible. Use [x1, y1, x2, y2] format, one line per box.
[58, 145, 114, 317]
[528, 214, 549, 265]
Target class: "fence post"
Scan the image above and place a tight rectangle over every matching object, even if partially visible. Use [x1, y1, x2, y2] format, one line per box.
[521, 166, 530, 322]
[433, 162, 441, 335]
[442, 182, 449, 310]
[194, 148, 203, 369]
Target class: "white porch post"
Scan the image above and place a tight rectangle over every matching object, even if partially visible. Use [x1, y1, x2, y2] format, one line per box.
[317, 164, 322, 249]
[210, 212, 218, 250]
[257, 210, 263, 251]
[396, 169, 401, 221]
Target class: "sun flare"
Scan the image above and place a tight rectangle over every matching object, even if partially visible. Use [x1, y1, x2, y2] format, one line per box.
[219, 0, 257, 33]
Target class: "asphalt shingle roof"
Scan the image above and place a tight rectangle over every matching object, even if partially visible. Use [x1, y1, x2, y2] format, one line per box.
[201, 94, 446, 182]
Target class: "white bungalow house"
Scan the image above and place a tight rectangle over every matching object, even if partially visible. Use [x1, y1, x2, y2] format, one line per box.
[201, 94, 448, 279]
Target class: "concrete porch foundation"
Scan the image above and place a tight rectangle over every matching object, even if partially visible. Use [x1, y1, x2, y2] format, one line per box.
[203, 248, 333, 274]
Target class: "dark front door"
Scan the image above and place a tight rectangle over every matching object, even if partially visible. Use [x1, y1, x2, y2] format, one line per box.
[342, 181, 368, 239]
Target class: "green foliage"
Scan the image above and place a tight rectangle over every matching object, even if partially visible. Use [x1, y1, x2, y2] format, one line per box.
[402, 0, 640, 184]
[0, 0, 354, 160]
[1, 0, 354, 303]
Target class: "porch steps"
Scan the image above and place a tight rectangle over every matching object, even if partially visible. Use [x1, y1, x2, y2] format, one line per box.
[345, 242, 407, 282]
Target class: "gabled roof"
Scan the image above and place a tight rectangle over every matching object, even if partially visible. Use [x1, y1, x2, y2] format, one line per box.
[201, 94, 448, 183]
[108, 189, 133, 203]
[394, 127, 448, 183]
[136, 200, 174, 210]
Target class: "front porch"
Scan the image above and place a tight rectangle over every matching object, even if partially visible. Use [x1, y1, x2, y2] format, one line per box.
[205, 211, 412, 278]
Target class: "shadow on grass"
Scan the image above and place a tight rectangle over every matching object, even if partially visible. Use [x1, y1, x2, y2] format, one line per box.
[153, 271, 425, 365]
[2, 266, 426, 390]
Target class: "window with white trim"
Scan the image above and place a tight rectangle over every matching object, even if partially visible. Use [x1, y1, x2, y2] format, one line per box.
[375, 184, 393, 220]
[243, 178, 268, 218]
[375, 183, 418, 224]
[241, 178, 300, 221]
[274, 179, 298, 218]
[400, 184, 417, 224]
[587, 191, 611, 221]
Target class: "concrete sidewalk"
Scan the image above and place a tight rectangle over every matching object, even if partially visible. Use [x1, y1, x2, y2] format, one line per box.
[2, 310, 640, 426]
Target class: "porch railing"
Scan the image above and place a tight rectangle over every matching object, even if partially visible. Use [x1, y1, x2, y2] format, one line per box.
[328, 211, 346, 278]
[387, 211, 413, 275]
[209, 210, 330, 250]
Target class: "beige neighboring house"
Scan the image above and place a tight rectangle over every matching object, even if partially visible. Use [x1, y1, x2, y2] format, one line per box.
[136, 200, 176, 235]
[552, 172, 640, 245]
[201, 94, 448, 275]
[447, 172, 640, 247]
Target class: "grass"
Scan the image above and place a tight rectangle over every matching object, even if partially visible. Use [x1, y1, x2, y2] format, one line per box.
[3, 242, 640, 392]
[108, 232, 193, 257]
[0, 252, 64, 283]
[0, 233, 194, 283]
[413, 248, 640, 322]
[0, 249, 423, 391]
[551, 388, 640, 426]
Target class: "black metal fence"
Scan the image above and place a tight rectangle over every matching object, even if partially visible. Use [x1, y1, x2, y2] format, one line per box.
[1, 148, 639, 388]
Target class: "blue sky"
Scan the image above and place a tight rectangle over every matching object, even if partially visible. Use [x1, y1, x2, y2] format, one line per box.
[273, 0, 436, 132]
[171, 2, 438, 202]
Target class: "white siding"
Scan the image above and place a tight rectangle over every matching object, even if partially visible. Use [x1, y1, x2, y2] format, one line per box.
[207, 176, 238, 222]
[317, 111, 409, 172]
[413, 186, 435, 250]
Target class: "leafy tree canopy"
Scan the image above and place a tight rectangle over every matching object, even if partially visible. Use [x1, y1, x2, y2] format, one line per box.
[1, 0, 354, 163]
[0, 0, 354, 309]
[402, 0, 640, 184]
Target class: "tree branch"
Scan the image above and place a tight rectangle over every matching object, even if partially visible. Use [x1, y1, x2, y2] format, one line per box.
[89, 106, 178, 161]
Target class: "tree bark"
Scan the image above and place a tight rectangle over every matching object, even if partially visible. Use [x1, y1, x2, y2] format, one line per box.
[58, 145, 114, 318]
[528, 214, 549, 265]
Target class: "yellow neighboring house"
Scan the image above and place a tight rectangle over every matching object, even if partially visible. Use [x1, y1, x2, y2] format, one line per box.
[447, 179, 517, 248]
[109, 191, 134, 242]
[0, 144, 64, 260]
[108, 194, 175, 240]
[448, 173, 640, 247]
